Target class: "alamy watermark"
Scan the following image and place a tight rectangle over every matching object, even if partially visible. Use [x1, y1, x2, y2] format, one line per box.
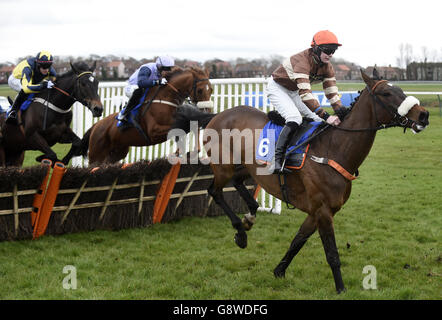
[167, 121, 274, 175]
[62, 265, 77, 290]
[362, 265, 377, 290]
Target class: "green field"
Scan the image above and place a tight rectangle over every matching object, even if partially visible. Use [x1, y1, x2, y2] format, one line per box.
[0, 106, 440, 300]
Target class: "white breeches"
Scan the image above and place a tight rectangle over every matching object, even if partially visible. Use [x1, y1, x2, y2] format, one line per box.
[267, 77, 321, 124]
[124, 83, 139, 98]
[8, 75, 22, 92]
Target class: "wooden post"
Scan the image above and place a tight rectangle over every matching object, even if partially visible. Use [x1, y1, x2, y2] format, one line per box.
[60, 178, 88, 226]
[138, 176, 146, 215]
[99, 177, 118, 221]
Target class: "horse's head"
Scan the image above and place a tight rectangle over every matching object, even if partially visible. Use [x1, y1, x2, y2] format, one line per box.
[188, 67, 213, 111]
[361, 70, 429, 133]
[70, 61, 103, 117]
[165, 67, 213, 112]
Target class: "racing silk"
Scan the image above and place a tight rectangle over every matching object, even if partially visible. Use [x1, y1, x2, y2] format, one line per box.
[12, 57, 56, 94]
[128, 62, 161, 88]
[272, 48, 342, 119]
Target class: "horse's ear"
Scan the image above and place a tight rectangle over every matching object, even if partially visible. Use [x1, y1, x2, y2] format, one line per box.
[70, 61, 79, 74]
[372, 67, 382, 80]
[90, 61, 97, 72]
[361, 69, 375, 88]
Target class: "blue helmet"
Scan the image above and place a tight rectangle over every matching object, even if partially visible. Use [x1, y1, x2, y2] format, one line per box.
[156, 56, 174, 70]
[35, 50, 53, 68]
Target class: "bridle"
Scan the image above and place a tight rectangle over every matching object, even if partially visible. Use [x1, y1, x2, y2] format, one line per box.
[52, 71, 95, 108]
[330, 80, 421, 132]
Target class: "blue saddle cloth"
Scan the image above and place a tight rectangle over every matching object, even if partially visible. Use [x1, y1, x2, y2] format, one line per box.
[116, 89, 149, 128]
[256, 120, 323, 168]
[5, 93, 35, 117]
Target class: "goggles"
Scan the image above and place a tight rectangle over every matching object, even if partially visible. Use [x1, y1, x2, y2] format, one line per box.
[319, 45, 338, 55]
[38, 63, 52, 70]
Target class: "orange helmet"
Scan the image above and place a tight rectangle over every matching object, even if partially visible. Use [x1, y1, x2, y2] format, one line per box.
[311, 30, 342, 47]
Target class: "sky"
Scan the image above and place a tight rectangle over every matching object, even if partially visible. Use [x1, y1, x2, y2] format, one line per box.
[1, 0, 441, 68]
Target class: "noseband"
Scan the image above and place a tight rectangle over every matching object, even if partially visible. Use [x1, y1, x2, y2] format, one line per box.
[331, 80, 421, 132]
[367, 80, 419, 131]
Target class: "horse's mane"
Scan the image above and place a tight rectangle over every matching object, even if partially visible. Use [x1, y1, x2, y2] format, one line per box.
[164, 66, 185, 81]
[188, 66, 206, 76]
[164, 66, 206, 81]
[57, 61, 91, 80]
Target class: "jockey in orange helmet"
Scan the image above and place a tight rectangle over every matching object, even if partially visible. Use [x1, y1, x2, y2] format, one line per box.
[268, 30, 348, 174]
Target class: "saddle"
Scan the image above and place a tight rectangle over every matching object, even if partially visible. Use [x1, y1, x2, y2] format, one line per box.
[256, 114, 326, 169]
[116, 89, 149, 129]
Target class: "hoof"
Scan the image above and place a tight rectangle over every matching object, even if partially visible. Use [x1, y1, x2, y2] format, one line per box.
[273, 266, 286, 278]
[336, 287, 347, 294]
[234, 232, 247, 249]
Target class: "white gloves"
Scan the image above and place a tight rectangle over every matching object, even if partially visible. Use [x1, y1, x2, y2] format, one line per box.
[160, 78, 168, 85]
[326, 115, 341, 126]
[47, 80, 54, 89]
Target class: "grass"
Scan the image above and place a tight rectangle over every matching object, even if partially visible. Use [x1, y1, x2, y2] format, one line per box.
[0, 108, 440, 300]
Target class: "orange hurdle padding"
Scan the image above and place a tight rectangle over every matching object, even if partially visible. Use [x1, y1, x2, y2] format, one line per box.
[33, 162, 66, 239]
[31, 159, 52, 226]
[152, 163, 181, 224]
[253, 185, 261, 200]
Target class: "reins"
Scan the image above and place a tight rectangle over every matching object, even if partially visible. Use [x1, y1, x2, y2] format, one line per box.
[52, 71, 93, 105]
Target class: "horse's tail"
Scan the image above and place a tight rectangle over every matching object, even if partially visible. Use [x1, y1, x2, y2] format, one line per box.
[198, 113, 216, 129]
[80, 124, 95, 157]
[173, 104, 217, 133]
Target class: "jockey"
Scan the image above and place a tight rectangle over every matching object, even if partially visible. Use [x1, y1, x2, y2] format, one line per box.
[268, 30, 347, 174]
[6, 50, 57, 125]
[117, 55, 175, 128]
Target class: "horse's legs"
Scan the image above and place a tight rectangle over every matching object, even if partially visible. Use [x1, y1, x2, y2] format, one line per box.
[317, 208, 346, 294]
[58, 129, 82, 165]
[106, 147, 130, 164]
[25, 133, 59, 163]
[232, 167, 259, 231]
[208, 165, 248, 249]
[273, 215, 317, 278]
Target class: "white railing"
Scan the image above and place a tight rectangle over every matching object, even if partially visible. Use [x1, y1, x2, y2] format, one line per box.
[71, 78, 281, 214]
[70, 78, 442, 214]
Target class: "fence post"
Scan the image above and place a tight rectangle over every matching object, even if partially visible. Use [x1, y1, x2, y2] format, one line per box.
[33, 162, 66, 239]
[31, 159, 52, 226]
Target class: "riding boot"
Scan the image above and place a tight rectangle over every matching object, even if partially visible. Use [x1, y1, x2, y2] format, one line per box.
[6, 90, 28, 125]
[119, 88, 144, 123]
[273, 121, 299, 174]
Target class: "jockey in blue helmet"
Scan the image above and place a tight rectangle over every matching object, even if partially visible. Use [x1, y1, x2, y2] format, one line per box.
[118, 55, 175, 130]
[6, 50, 57, 125]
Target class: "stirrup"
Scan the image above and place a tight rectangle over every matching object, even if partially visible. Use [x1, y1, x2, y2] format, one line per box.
[272, 158, 292, 174]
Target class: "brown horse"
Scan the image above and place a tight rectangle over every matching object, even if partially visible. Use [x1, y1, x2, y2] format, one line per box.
[82, 67, 213, 165]
[203, 70, 429, 293]
[0, 61, 103, 167]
